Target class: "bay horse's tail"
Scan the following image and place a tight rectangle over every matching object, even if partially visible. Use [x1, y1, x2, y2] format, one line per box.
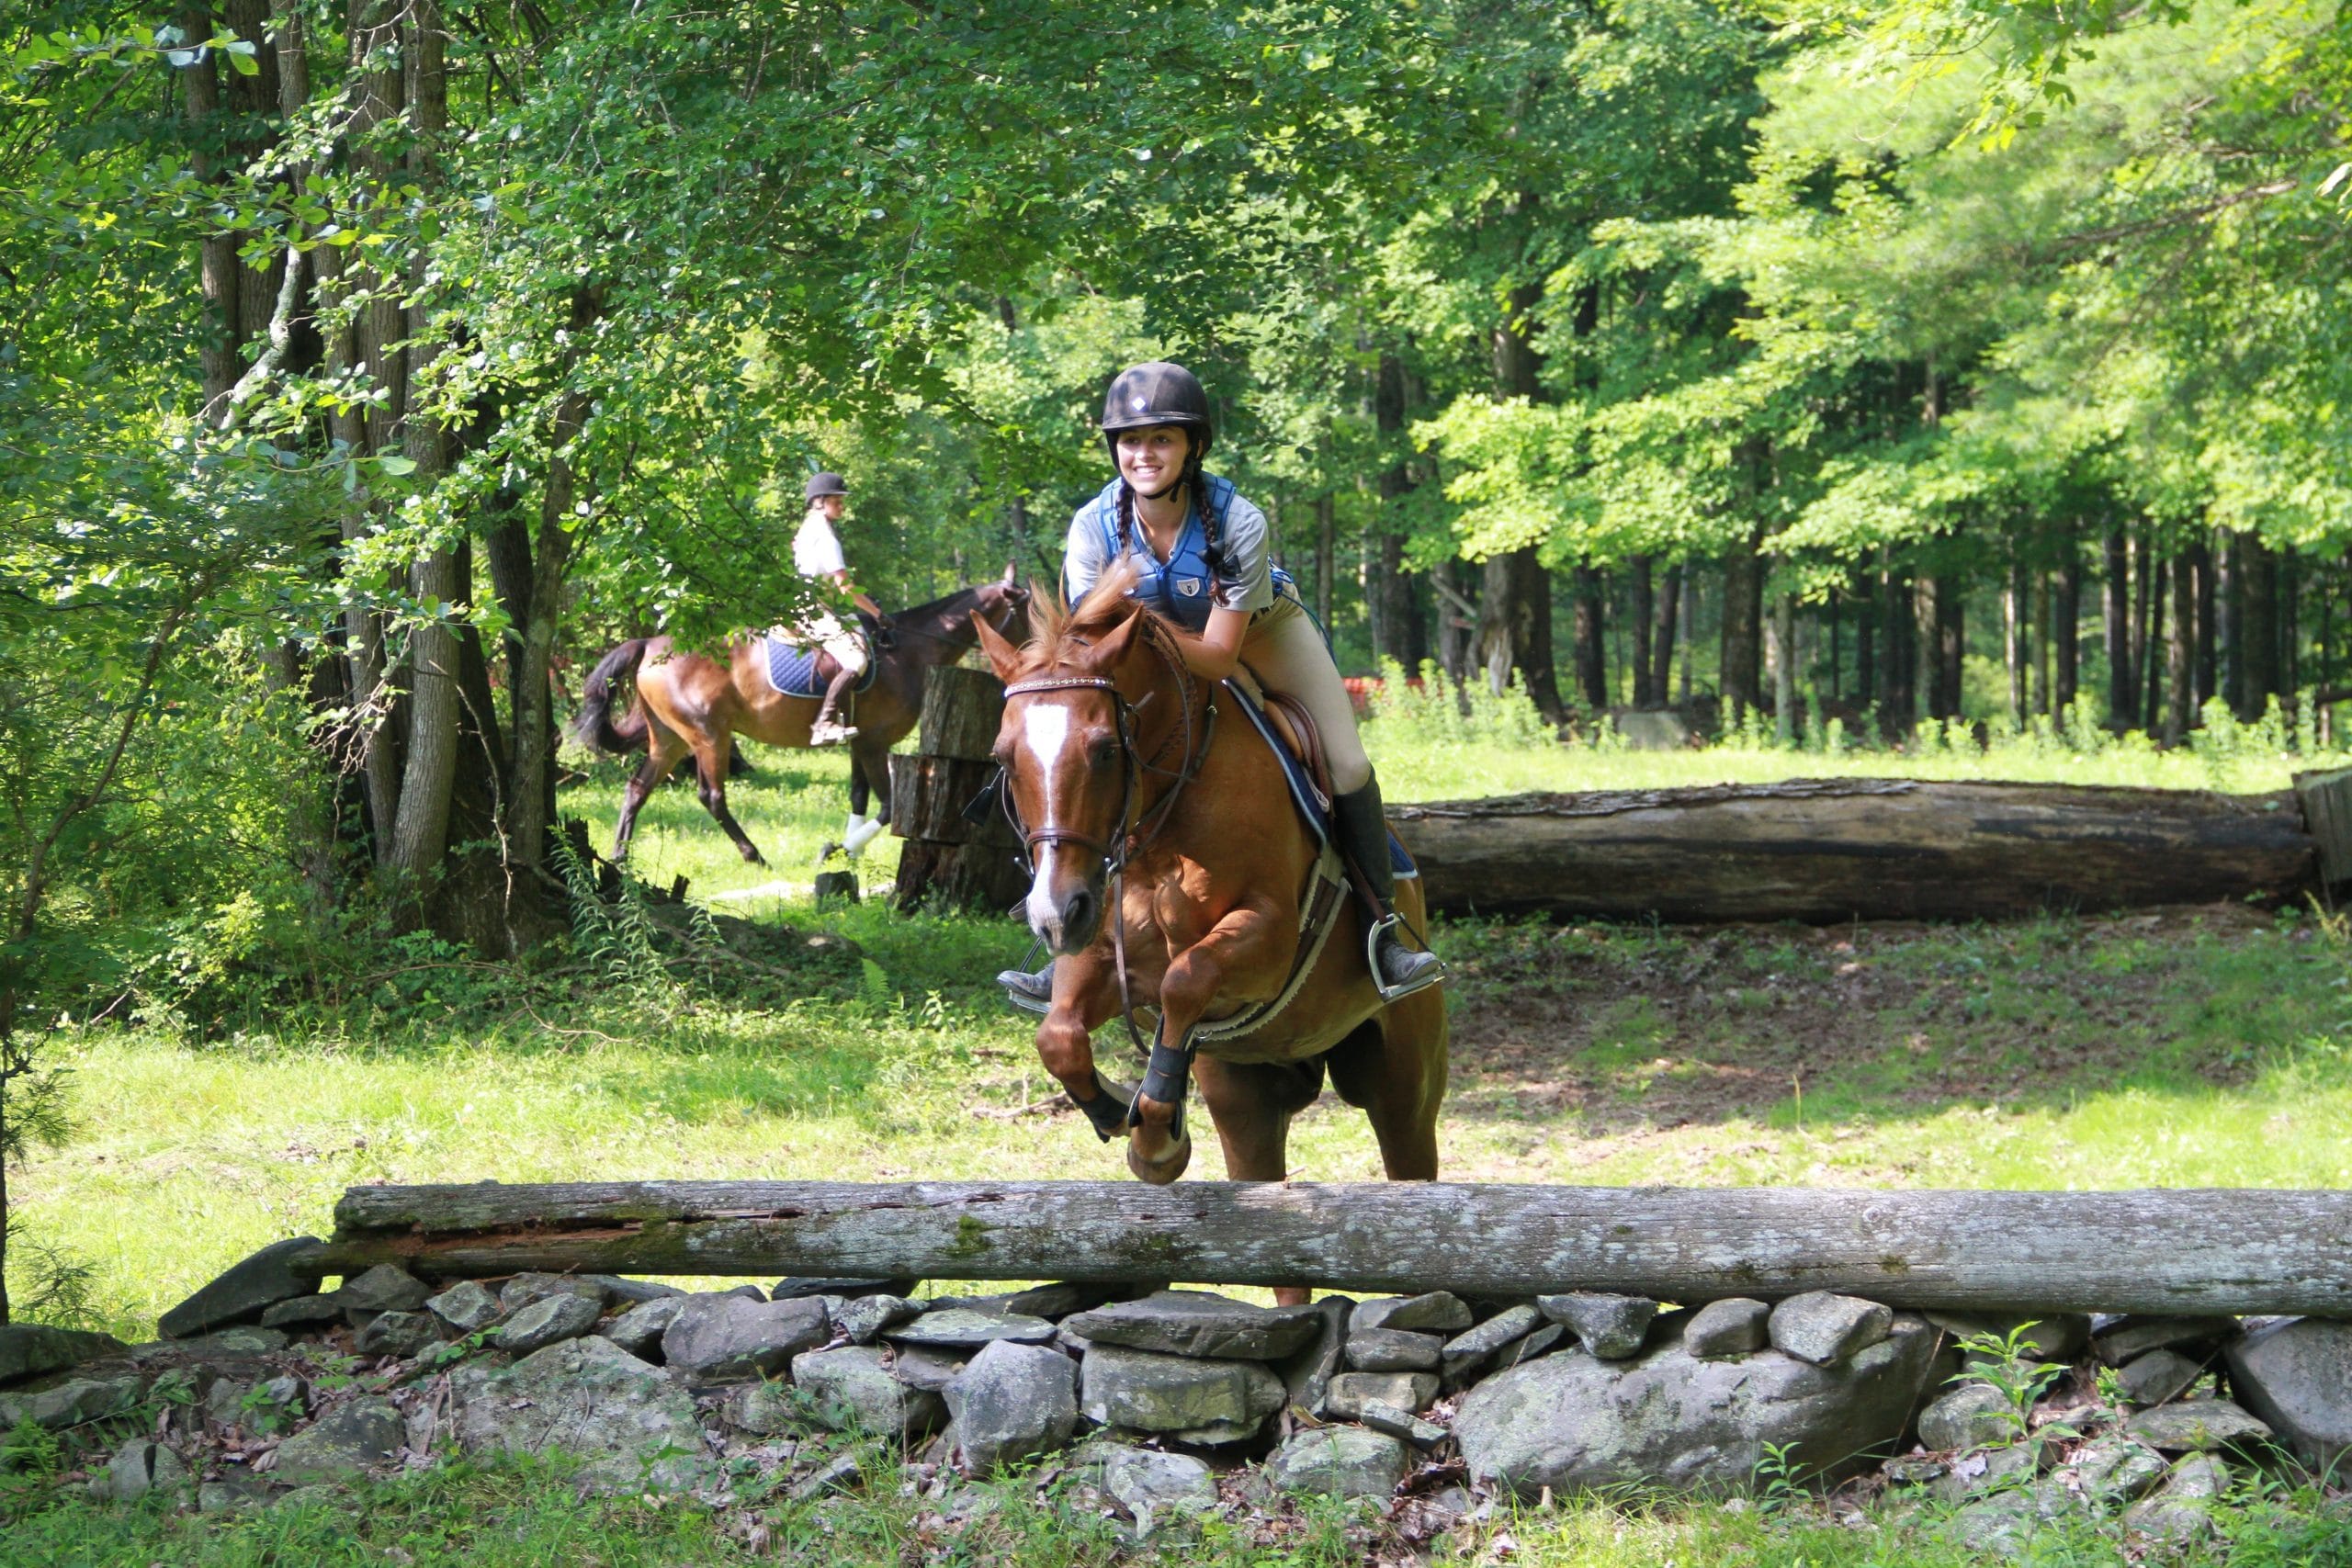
[571, 637, 651, 755]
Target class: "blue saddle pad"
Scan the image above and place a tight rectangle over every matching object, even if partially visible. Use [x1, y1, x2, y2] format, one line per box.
[761, 633, 877, 699]
[1220, 680, 1417, 879]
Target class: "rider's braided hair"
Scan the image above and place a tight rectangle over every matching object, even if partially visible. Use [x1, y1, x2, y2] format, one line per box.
[1112, 436, 1225, 600]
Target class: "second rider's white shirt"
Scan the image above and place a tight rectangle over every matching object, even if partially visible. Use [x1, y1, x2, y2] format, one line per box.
[794, 512, 847, 579]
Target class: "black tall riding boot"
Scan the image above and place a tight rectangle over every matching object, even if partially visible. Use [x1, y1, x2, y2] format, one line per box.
[1330, 774, 1444, 999]
[810, 665, 860, 744]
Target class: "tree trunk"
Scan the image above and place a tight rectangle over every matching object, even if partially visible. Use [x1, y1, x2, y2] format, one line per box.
[1571, 563, 1606, 710]
[2241, 536, 2278, 718]
[2143, 557, 2168, 734]
[1879, 555, 1913, 738]
[1312, 493, 1335, 629]
[2053, 551, 2079, 722]
[1721, 529, 1765, 725]
[1432, 558, 1474, 691]
[2105, 525, 2133, 727]
[309, 1178, 2352, 1318]
[1650, 563, 1680, 710]
[1770, 590, 1796, 744]
[1628, 557, 1656, 705]
[2192, 536, 2217, 708]
[2165, 555, 2195, 746]
[1855, 574, 1876, 708]
[2132, 525, 2158, 730]
[2006, 553, 2028, 727]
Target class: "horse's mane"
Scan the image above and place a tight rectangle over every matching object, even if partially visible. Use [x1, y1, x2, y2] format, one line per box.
[895, 581, 988, 621]
[1012, 563, 1153, 677]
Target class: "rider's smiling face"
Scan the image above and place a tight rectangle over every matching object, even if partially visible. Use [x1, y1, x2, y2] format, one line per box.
[1115, 425, 1191, 494]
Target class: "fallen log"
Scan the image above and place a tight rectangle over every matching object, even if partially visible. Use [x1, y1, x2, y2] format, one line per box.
[300, 1179, 2352, 1317]
[1391, 778, 2319, 922]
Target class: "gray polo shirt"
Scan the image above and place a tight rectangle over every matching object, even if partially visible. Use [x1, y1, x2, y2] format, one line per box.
[1061, 478, 1276, 617]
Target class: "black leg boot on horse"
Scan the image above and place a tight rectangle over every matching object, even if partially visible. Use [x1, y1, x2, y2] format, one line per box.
[1331, 773, 1444, 1000]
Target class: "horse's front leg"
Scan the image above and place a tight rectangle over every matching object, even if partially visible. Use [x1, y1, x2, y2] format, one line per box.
[1032, 951, 1129, 1142]
[1126, 896, 1294, 1185]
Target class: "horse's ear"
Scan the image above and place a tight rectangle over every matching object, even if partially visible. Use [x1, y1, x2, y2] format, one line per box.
[1078, 610, 1143, 676]
[972, 610, 1023, 682]
[1001, 559, 1017, 587]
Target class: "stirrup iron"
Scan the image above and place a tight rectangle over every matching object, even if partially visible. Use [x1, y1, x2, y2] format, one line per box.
[1366, 911, 1444, 1002]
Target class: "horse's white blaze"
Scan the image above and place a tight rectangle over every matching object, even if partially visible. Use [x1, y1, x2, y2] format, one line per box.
[1023, 704, 1071, 932]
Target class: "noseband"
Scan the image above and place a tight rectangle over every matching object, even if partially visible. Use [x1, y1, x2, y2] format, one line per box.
[999, 616, 1218, 1126]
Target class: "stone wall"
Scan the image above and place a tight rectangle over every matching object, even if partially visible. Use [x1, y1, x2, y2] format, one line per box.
[6, 1243, 2346, 1551]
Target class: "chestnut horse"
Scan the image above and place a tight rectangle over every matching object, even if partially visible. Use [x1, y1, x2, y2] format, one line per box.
[573, 569, 1030, 865]
[973, 574, 1447, 1209]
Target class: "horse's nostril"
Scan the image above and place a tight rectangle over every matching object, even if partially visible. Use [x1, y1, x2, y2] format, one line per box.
[1064, 889, 1094, 934]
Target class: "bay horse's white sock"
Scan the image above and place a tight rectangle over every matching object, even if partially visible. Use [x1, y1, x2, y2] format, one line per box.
[843, 812, 886, 857]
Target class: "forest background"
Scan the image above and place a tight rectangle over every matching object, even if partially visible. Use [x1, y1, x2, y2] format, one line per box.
[2, 0, 2348, 1305]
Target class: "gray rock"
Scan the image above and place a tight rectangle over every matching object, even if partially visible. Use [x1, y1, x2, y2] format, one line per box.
[1441, 1304, 1541, 1382]
[661, 1293, 828, 1382]
[97, 1438, 187, 1503]
[1769, 1292, 1893, 1366]
[723, 1381, 797, 1437]
[723, 1284, 768, 1302]
[1002, 1282, 1125, 1320]
[834, 1293, 921, 1346]
[2058, 1435, 2168, 1509]
[2224, 1315, 2352, 1466]
[272, 1396, 404, 1483]
[356, 1311, 440, 1359]
[1353, 1292, 1471, 1335]
[425, 1280, 504, 1335]
[1101, 1446, 1216, 1537]
[1929, 1436, 2044, 1503]
[1065, 1290, 1321, 1360]
[337, 1265, 432, 1323]
[2118, 1348, 2206, 1407]
[453, 1334, 708, 1492]
[582, 1275, 684, 1305]
[260, 1296, 344, 1331]
[1079, 1344, 1284, 1444]
[1942, 1490, 2036, 1556]
[1324, 1371, 1439, 1421]
[2123, 1398, 2271, 1453]
[2094, 1315, 2236, 1367]
[495, 1292, 602, 1355]
[1537, 1292, 1659, 1360]
[794, 1346, 946, 1440]
[1345, 1327, 1442, 1372]
[2123, 1452, 2228, 1546]
[133, 1325, 287, 1360]
[787, 1447, 868, 1501]
[886, 1343, 968, 1393]
[28, 1376, 141, 1429]
[772, 1276, 915, 1301]
[498, 1272, 610, 1314]
[208, 1373, 304, 1431]
[1267, 1426, 1408, 1500]
[1681, 1298, 1770, 1359]
[1489, 1322, 1567, 1371]
[160, 1238, 324, 1339]
[599, 1296, 684, 1360]
[945, 1339, 1078, 1473]
[1359, 1400, 1448, 1449]
[1925, 1311, 2090, 1366]
[884, 1308, 1057, 1349]
[1279, 1297, 1351, 1417]
[0, 1323, 128, 1388]
[1456, 1313, 1939, 1496]
[197, 1476, 272, 1513]
[1918, 1382, 2018, 1451]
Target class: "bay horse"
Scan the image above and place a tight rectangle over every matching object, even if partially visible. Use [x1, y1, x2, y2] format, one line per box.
[573, 568, 1030, 864]
[972, 573, 1447, 1215]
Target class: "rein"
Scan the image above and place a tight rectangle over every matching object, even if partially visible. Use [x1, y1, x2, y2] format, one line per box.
[1000, 616, 1218, 1113]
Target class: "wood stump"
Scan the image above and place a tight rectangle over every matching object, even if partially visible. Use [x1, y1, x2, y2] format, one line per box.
[890, 666, 1026, 914]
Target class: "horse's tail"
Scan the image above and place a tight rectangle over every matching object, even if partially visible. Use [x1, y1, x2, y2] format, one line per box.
[571, 637, 651, 755]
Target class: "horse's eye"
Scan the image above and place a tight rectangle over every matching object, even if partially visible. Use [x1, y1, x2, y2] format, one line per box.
[1087, 738, 1118, 771]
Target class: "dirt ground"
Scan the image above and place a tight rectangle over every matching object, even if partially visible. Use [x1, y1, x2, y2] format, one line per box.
[1436, 901, 2324, 1136]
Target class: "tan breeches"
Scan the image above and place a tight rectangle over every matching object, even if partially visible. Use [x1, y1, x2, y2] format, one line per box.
[797, 611, 868, 676]
[1242, 597, 1371, 795]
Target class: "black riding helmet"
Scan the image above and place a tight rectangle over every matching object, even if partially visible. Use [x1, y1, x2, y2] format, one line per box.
[1098, 362, 1214, 459]
[805, 471, 848, 502]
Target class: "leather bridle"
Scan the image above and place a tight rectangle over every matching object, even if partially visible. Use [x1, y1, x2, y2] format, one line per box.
[998, 615, 1217, 1131]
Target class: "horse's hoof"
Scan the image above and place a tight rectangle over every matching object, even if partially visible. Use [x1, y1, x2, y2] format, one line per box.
[1126, 1127, 1192, 1185]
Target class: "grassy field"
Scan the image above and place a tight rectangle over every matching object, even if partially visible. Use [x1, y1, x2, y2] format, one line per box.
[13, 727, 2352, 1563]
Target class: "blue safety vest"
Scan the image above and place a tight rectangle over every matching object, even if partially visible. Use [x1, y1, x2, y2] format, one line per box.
[1071, 474, 1297, 635]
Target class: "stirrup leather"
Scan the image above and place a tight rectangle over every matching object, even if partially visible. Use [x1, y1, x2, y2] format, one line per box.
[1365, 911, 1444, 1002]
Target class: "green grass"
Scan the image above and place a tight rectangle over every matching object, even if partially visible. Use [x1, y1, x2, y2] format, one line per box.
[16, 733, 2352, 1562]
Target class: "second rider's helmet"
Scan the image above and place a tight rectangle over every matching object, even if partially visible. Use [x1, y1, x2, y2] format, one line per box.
[1098, 362, 1213, 459]
[805, 471, 849, 502]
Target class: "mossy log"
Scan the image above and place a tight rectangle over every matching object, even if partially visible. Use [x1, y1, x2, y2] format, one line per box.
[298, 1179, 2352, 1316]
[1391, 778, 2319, 922]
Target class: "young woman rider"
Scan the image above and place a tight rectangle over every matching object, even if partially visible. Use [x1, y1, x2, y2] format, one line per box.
[998, 361, 1442, 1002]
